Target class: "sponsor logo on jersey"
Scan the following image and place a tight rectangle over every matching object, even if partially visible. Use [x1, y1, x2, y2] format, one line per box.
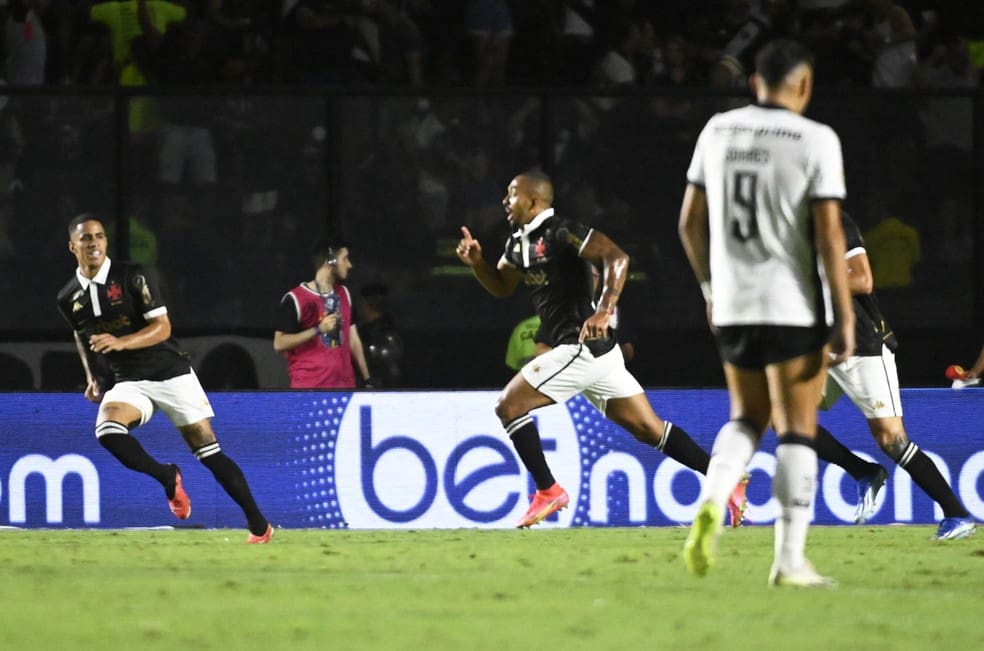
[524, 269, 547, 286]
[95, 314, 132, 333]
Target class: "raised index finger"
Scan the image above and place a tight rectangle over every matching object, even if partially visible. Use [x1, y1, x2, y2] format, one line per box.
[460, 226, 474, 242]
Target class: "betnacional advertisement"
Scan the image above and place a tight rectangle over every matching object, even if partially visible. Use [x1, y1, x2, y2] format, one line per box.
[1, 390, 981, 529]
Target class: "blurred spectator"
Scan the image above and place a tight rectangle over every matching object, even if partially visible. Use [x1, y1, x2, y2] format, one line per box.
[356, 281, 403, 387]
[3, 0, 46, 85]
[557, 0, 600, 85]
[503, 0, 563, 86]
[204, 0, 270, 82]
[916, 35, 975, 211]
[286, 0, 361, 84]
[864, 0, 917, 87]
[917, 34, 978, 87]
[708, 0, 790, 88]
[368, 0, 423, 86]
[592, 16, 641, 89]
[87, 0, 188, 83]
[134, 0, 222, 316]
[645, 34, 702, 87]
[465, 0, 512, 87]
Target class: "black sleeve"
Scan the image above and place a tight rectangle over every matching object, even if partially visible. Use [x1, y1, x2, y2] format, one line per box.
[553, 218, 594, 253]
[276, 294, 303, 333]
[129, 265, 168, 316]
[841, 212, 864, 252]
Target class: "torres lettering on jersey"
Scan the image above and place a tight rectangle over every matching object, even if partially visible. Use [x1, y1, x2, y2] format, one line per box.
[726, 147, 771, 163]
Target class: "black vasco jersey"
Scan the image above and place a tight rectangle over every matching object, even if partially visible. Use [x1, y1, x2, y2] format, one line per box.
[500, 209, 616, 357]
[56, 259, 192, 382]
[843, 213, 898, 356]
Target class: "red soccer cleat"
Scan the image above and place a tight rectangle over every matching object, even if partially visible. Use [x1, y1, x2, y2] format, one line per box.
[247, 523, 274, 544]
[517, 483, 570, 528]
[727, 473, 749, 528]
[167, 465, 191, 520]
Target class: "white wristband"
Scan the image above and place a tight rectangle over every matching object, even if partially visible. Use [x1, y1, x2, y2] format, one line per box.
[700, 281, 712, 302]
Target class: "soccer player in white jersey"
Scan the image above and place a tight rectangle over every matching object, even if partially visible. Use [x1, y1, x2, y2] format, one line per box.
[678, 39, 856, 587]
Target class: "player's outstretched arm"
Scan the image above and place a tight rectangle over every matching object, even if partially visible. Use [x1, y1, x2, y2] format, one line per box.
[456, 226, 521, 298]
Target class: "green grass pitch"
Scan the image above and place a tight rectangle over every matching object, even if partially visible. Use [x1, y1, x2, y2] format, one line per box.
[0, 526, 980, 650]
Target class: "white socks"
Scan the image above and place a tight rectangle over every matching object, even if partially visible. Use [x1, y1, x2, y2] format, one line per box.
[701, 419, 758, 510]
[772, 439, 818, 571]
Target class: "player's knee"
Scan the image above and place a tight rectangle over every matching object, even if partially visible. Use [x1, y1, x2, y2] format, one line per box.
[494, 396, 518, 424]
[95, 421, 129, 441]
[624, 419, 660, 444]
[876, 428, 909, 460]
[180, 422, 216, 450]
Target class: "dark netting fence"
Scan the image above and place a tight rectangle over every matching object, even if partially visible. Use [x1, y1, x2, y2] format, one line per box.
[0, 87, 980, 386]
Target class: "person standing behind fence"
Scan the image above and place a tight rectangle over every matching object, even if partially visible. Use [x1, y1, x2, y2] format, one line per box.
[274, 241, 372, 389]
[56, 214, 272, 543]
[355, 282, 404, 388]
[679, 39, 855, 587]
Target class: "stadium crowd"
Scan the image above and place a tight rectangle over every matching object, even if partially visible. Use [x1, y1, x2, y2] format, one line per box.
[1, 0, 982, 89]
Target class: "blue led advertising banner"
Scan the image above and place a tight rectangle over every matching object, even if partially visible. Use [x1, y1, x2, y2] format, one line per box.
[1, 390, 981, 529]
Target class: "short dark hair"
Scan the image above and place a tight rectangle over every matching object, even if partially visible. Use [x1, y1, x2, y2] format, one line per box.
[755, 39, 815, 87]
[519, 169, 554, 204]
[312, 239, 347, 269]
[67, 213, 101, 238]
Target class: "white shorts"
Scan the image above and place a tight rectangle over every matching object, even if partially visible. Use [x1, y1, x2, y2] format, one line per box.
[102, 370, 215, 428]
[821, 345, 902, 419]
[159, 125, 216, 184]
[520, 343, 643, 415]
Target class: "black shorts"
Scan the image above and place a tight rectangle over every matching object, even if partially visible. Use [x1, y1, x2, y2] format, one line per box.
[715, 325, 830, 369]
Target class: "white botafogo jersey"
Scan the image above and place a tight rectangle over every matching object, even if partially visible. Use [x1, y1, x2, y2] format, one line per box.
[687, 103, 846, 327]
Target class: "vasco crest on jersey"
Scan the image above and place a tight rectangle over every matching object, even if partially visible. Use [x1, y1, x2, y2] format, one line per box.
[533, 236, 548, 260]
[106, 281, 124, 304]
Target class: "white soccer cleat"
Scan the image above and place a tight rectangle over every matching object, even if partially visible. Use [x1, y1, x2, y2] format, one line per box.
[768, 560, 837, 588]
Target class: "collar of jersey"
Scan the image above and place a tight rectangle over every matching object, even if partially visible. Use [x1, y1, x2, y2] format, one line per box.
[755, 101, 791, 112]
[514, 208, 554, 237]
[76, 257, 112, 289]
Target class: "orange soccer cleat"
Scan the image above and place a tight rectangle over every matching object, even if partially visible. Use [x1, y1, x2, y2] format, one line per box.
[247, 523, 274, 544]
[517, 483, 570, 528]
[727, 473, 750, 528]
[167, 465, 191, 520]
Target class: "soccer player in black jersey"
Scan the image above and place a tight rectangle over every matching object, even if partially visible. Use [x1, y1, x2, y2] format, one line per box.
[57, 214, 273, 543]
[812, 212, 975, 540]
[456, 170, 747, 528]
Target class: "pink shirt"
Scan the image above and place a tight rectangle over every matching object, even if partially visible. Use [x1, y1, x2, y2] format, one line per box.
[280, 283, 356, 389]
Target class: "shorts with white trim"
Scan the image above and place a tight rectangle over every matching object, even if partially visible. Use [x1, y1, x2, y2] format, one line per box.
[822, 345, 902, 419]
[520, 343, 642, 415]
[101, 370, 215, 427]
